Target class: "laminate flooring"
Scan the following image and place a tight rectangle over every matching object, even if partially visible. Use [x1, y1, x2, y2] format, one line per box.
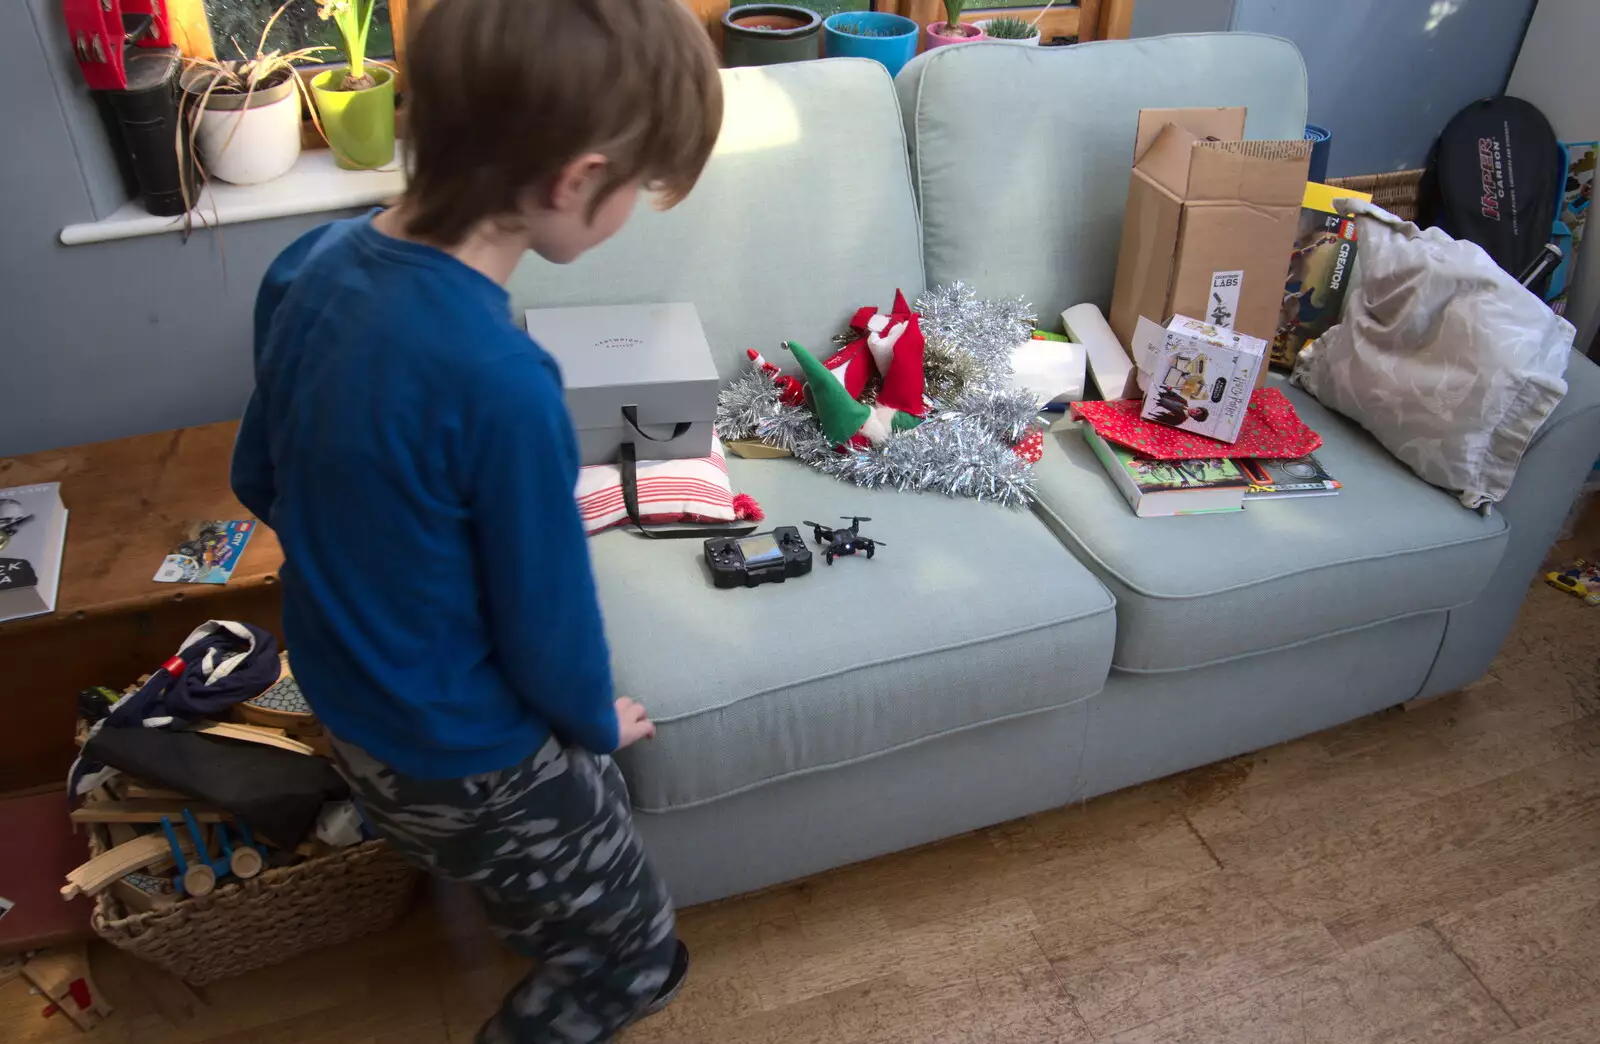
[6, 512, 1597, 1044]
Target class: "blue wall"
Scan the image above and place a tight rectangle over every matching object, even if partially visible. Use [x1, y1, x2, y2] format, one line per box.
[0, 0, 357, 458]
[1230, 0, 1536, 176]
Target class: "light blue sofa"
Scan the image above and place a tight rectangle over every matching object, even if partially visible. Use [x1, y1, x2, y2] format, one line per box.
[508, 35, 1600, 906]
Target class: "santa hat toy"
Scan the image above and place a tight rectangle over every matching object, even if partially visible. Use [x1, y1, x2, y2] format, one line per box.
[863, 290, 927, 418]
[786, 341, 922, 448]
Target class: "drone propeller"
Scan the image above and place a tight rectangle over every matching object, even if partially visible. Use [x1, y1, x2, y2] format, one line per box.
[841, 515, 872, 524]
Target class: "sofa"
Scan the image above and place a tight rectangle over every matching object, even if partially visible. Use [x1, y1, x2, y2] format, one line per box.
[506, 35, 1600, 906]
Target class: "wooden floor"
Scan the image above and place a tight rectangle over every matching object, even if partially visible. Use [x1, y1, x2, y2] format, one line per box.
[7, 524, 1599, 1043]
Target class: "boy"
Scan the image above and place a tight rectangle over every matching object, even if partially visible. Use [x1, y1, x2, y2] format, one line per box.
[229, 1, 723, 1040]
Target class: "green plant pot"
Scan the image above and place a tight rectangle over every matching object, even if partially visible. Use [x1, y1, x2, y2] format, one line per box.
[311, 66, 395, 170]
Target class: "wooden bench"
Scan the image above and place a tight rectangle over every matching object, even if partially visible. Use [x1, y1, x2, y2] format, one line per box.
[0, 424, 285, 793]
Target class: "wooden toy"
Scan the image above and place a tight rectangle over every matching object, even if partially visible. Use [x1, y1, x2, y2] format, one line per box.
[236, 656, 333, 755]
[111, 872, 178, 913]
[193, 720, 316, 755]
[19, 945, 113, 1031]
[121, 781, 188, 800]
[160, 814, 217, 897]
[212, 819, 264, 879]
[234, 654, 315, 730]
[60, 834, 170, 900]
[70, 799, 230, 824]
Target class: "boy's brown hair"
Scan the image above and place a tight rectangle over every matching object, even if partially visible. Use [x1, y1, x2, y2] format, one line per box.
[400, 0, 723, 246]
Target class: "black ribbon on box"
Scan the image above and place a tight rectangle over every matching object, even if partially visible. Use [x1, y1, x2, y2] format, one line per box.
[616, 405, 756, 540]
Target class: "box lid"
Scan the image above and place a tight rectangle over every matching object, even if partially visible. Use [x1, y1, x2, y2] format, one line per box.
[1187, 138, 1313, 205]
[524, 303, 721, 431]
[1132, 107, 1247, 196]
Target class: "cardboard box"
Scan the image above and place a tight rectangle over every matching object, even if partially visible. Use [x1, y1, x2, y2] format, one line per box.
[1109, 108, 1312, 357]
[1139, 315, 1266, 444]
[524, 303, 718, 466]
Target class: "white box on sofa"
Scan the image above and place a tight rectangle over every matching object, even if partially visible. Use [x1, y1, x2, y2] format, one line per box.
[524, 302, 719, 466]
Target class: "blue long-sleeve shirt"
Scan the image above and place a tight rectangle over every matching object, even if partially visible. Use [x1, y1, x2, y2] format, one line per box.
[232, 213, 618, 778]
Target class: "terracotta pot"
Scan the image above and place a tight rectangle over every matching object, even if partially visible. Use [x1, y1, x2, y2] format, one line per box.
[924, 20, 985, 51]
[722, 5, 822, 67]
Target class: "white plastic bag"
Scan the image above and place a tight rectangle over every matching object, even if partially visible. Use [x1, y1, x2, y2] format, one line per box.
[1292, 198, 1572, 509]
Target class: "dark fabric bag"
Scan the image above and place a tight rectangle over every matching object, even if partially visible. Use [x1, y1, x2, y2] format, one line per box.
[1419, 96, 1564, 294]
[82, 727, 349, 848]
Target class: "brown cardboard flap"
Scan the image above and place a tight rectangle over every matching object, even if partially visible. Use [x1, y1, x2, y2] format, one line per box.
[1132, 106, 1246, 162]
[1188, 139, 1312, 204]
[1135, 124, 1203, 197]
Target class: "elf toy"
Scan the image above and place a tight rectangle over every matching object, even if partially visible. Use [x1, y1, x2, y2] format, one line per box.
[775, 291, 930, 449]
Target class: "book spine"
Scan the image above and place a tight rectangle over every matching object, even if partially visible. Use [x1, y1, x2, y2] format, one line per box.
[1083, 427, 1144, 514]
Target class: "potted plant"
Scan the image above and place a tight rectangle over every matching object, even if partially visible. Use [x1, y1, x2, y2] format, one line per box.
[925, 0, 984, 50]
[822, 11, 920, 78]
[310, 0, 396, 170]
[722, 5, 822, 67]
[179, 3, 327, 186]
[976, 15, 1041, 46]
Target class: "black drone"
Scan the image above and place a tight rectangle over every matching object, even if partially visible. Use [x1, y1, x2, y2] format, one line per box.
[802, 516, 885, 565]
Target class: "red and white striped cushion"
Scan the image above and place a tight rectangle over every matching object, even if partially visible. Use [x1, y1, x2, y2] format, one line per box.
[575, 436, 763, 535]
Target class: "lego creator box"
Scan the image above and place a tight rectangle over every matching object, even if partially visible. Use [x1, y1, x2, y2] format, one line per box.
[1109, 107, 1312, 364]
[1270, 181, 1372, 370]
[1139, 315, 1267, 444]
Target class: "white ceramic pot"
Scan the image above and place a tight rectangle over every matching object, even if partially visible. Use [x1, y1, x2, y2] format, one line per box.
[186, 74, 302, 185]
[975, 19, 1041, 45]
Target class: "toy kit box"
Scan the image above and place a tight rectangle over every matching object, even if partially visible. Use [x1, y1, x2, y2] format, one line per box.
[524, 302, 719, 466]
[1109, 107, 1311, 366]
[1270, 181, 1372, 370]
[1139, 315, 1266, 444]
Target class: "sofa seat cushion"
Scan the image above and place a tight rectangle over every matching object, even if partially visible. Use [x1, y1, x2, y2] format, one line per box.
[1030, 378, 1509, 673]
[590, 458, 1116, 811]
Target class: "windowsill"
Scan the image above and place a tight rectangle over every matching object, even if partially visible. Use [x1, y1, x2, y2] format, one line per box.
[59, 150, 404, 247]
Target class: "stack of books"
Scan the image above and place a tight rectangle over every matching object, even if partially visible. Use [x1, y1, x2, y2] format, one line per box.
[1084, 427, 1340, 517]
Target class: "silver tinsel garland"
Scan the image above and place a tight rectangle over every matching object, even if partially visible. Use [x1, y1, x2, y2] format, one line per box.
[716, 284, 1045, 507]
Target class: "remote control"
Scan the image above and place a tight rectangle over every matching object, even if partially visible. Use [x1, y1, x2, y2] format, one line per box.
[704, 526, 813, 589]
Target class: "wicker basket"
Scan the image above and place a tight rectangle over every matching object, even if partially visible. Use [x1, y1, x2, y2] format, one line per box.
[89, 828, 420, 985]
[1327, 169, 1425, 223]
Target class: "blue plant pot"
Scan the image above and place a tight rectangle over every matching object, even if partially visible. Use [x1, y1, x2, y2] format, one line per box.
[823, 11, 919, 78]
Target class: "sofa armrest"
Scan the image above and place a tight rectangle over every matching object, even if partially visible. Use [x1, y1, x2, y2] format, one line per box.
[1419, 348, 1600, 696]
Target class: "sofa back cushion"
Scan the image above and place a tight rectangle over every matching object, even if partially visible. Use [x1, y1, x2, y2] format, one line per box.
[896, 33, 1309, 325]
[507, 59, 925, 382]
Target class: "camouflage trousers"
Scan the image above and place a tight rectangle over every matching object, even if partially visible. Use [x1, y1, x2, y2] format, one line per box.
[331, 735, 678, 1043]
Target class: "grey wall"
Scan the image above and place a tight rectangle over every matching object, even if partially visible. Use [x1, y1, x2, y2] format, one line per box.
[1, 1, 359, 458]
[1132, 0, 1236, 38]
[1507, 0, 1600, 359]
[1230, 0, 1536, 177]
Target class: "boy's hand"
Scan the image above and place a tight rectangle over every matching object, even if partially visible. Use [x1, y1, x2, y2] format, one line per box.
[615, 697, 657, 750]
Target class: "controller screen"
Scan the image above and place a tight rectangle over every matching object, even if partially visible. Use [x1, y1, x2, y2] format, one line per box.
[738, 534, 782, 565]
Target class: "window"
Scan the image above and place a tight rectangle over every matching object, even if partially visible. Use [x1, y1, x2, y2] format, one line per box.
[171, 0, 413, 67]
[199, 0, 396, 63]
